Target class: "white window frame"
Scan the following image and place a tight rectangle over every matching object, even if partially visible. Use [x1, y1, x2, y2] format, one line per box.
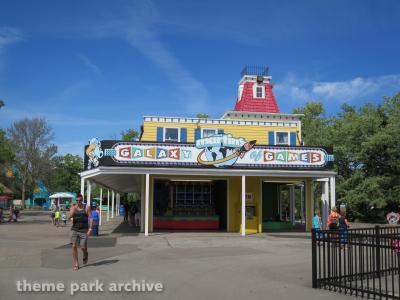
[163, 127, 180, 142]
[201, 128, 218, 138]
[275, 131, 290, 146]
[253, 85, 265, 99]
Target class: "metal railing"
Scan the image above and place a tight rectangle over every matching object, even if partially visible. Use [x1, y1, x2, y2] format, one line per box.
[312, 226, 400, 299]
[240, 65, 269, 77]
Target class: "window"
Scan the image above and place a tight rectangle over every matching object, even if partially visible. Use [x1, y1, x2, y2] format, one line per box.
[254, 85, 264, 98]
[202, 128, 217, 138]
[275, 132, 289, 145]
[164, 128, 180, 142]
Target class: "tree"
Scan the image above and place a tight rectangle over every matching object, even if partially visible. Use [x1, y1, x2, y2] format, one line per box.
[48, 154, 83, 193]
[196, 113, 208, 118]
[7, 118, 56, 208]
[121, 129, 139, 141]
[293, 102, 330, 146]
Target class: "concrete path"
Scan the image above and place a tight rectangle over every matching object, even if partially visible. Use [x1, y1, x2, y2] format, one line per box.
[0, 210, 354, 300]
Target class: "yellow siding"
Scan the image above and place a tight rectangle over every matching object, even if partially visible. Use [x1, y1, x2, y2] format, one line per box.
[141, 121, 299, 145]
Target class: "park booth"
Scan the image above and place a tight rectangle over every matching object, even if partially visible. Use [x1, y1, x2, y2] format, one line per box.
[80, 67, 336, 235]
[49, 192, 76, 208]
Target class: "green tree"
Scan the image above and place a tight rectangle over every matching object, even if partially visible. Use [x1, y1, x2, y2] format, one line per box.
[49, 154, 83, 193]
[293, 102, 330, 146]
[196, 113, 208, 118]
[121, 129, 139, 141]
[7, 118, 56, 208]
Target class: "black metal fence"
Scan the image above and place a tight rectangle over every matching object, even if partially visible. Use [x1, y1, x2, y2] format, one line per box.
[312, 226, 400, 299]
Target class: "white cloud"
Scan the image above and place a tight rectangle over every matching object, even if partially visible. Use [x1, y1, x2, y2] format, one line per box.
[1, 107, 132, 127]
[78, 54, 102, 76]
[85, 0, 209, 114]
[274, 73, 400, 104]
[0, 27, 22, 73]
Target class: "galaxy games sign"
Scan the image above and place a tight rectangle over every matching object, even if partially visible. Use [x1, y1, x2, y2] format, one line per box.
[84, 135, 334, 170]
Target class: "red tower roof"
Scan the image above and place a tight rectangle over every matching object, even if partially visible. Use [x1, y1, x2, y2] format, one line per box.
[234, 81, 279, 113]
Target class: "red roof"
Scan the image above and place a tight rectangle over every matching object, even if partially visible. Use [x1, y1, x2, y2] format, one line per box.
[234, 81, 279, 113]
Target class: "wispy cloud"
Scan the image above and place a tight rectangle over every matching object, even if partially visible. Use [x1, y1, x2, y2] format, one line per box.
[78, 54, 102, 76]
[274, 73, 400, 104]
[1, 107, 132, 127]
[84, 0, 209, 114]
[0, 27, 22, 73]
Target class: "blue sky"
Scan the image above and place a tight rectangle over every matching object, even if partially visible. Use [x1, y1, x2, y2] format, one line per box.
[1, 0, 400, 155]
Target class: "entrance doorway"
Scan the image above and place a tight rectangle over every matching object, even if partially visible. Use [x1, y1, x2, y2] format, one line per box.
[153, 179, 227, 231]
[262, 181, 306, 231]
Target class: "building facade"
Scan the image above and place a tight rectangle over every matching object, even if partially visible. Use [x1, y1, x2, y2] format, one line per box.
[80, 67, 336, 235]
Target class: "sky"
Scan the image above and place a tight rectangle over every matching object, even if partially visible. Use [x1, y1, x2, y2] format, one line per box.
[0, 0, 400, 156]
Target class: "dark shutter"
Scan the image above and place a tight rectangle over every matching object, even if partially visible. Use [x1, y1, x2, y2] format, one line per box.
[180, 128, 187, 143]
[194, 128, 201, 141]
[268, 131, 275, 145]
[290, 132, 297, 146]
[217, 129, 224, 134]
[156, 127, 163, 142]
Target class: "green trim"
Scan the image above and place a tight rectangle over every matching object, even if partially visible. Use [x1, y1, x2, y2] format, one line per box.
[262, 221, 294, 231]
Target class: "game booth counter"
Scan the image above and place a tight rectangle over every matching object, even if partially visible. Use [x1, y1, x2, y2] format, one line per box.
[79, 67, 337, 236]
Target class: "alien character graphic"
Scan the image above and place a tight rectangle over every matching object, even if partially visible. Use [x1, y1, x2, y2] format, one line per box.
[86, 138, 103, 169]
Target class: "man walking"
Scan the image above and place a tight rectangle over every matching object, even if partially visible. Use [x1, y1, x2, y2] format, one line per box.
[68, 194, 92, 270]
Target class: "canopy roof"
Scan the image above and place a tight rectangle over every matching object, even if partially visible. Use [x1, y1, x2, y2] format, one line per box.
[49, 192, 74, 199]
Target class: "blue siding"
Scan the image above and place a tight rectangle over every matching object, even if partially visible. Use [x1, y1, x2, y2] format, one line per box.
[217, 129, 224, 134]
[194, 128, 201, 141]
[268, 131, 275, 145]
[156, 127, 163, 142]
[180, 128, 187, 143]
[290, 132, 297, 146]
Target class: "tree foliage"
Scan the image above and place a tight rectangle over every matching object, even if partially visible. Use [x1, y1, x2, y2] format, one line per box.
[7, 118, 56, 207]
[196, 113, 209, 118]
[48, 154, 83, 193]
[295, 92, 400, 221]
[121, 128, 139, 141]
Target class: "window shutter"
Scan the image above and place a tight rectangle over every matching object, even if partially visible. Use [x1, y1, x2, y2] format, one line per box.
[156, 127, 163, 142]
[194, 128, 201, 141]
[217, 129, 224, 134]
[180, 128, 187, 143]
[268, 131, 275, 145]
[290, 132, 297, 146]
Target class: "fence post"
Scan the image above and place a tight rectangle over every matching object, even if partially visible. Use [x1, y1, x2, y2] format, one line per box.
[312, 228, 317, 288]
[375, 225, 381, 278]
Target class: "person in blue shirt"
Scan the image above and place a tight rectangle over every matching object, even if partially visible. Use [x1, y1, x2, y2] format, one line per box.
[90, 205, 100, 236]
[312, 208, 322, 240]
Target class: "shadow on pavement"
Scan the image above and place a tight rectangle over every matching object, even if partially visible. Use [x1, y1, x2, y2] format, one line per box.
[55, 237, 117, 249]
[112, 221, 140, 236]
[84, 259, 119, 267]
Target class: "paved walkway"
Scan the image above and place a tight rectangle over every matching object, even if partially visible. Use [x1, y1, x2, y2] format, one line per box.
[0, 210, 355, 300]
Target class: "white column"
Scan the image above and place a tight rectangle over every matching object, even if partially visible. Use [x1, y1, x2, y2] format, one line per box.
[99, 188, 103, 226]
[241, 175, 246, 236]
[87, 181, 92, 206]
[111, 190, 115, 218]
[107, 189, 110, 222]
[140, 175, 145, 233]
[330, 176, 336, 209]
[80, 177, 85, 199]
[117, 193, 120, 216]
[145, 173, 150, 236]
[322, 180, 330, 229]
[289, 185, 295, 226]
[300, 184, 305, 224]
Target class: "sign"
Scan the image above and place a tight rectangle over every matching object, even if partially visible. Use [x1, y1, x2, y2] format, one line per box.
[386, 212, 400, 224]
[84, 135, 334, 170]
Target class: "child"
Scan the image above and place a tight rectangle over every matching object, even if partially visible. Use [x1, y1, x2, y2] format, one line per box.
[54, 209, 61, 227]
[61, 210, 67, 226]
[312, 208, 322, 240]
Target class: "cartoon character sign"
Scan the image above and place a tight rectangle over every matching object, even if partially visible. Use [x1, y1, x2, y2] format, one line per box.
[196, 134, 256, 168]
[86, 138, 103, 169]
